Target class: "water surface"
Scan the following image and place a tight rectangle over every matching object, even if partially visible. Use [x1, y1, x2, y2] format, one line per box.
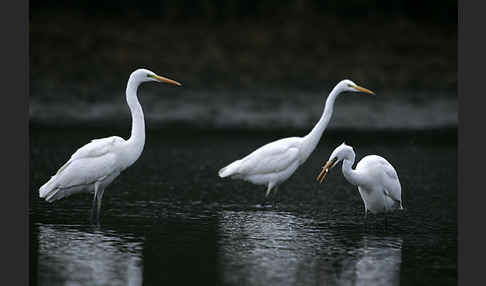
[30, 127, 456, 285]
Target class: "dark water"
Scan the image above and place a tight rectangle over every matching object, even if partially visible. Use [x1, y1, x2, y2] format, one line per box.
[30, 127, 456, 286]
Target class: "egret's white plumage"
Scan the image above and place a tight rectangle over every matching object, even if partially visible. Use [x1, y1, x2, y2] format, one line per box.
[218, 80, 375, 201]
[317, 143, 403, 215]
[39, 68, 181, 222]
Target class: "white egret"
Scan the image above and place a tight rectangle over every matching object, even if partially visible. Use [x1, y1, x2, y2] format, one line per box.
[316, 143, 403, 218]
[39, 68, 181, 223]
[218, 80, 374, 204]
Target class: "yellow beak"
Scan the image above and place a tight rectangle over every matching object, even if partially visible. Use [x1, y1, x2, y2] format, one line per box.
[316, 160, 335, 184]
[353, 85, 375, 95]
[150, 74, 182, 86]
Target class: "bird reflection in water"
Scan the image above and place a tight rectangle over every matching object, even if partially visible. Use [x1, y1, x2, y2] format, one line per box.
[334, 236, 402, 286]
[36, 224, 143, 286]
[218, 210, 402, 286]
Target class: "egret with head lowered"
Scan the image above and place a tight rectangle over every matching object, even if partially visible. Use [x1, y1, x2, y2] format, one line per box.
[39, 68, 181, 223]
[316, 143, 403, 218]
[218, 80, 374, 204]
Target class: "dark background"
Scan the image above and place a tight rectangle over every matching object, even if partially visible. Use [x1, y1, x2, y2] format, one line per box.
[30, 0, 457, 130]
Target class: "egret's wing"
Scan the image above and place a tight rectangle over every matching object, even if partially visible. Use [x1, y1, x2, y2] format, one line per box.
[380, 160, 402, 203]
[53, 136, 124, 177]
[383, 162, 398, 181]
[45, 152, 120, 200]
[237, 138, 301, 176]
[69, 136, 124, 161]
[40, 134, 126, 202]
[40, 148, 121, 202]
[55, 153, 119, 189]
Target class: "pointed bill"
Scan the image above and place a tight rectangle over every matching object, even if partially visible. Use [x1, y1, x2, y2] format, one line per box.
[316, 160, 334, 184]
[353, 85, 375, 95]
[151, 74, 182, 86]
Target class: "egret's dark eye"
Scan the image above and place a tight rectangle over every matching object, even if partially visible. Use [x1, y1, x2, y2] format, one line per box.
[147, 74, 151, 77]
[347, 84, 353, 87]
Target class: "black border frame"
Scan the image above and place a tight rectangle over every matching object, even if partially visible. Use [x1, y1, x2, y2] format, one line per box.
[1, 0, 29, 285]
[458, 1, 486, 285]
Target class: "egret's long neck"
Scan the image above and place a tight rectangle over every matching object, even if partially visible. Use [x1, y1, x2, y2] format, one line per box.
[301, 86, 341, 161]
[341, 152, 361, 186]
[126, 78, 145, 161]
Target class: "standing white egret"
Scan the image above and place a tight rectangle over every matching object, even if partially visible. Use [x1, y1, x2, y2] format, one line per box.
[218, 80, 374, 204]
[39, 68, 181, 223]
[316, 143, 403, 218]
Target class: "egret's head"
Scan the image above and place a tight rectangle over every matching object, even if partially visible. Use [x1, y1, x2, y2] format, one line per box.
[338, 79, 375, 95]
[316, 142, 354, 183]
[129, 68, 182, 86]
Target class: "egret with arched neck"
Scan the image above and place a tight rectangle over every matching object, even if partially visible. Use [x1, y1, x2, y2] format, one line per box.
[39, 68, 181, 223]
[316, 143, 403, 218]
[218, 80, 374, 204]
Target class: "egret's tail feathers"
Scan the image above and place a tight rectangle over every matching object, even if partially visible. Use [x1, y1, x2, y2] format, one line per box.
[47, 185, 87, 202]
[40, 179, 87, 203]
[218, 160, 241, 178]
[45, 188, 62, 203]
[39, 174, 87, 203]
[39, 176, 58, 202]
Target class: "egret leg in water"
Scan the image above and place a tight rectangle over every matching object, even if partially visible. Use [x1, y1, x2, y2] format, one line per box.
[273, 186, 279, 206]
[90, 190, 97, 223]
[259, 182, 272, 206]
[96, 187, 105, 223]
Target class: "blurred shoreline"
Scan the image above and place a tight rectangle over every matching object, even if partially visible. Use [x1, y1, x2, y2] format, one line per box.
[30, 88, 456, 131]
